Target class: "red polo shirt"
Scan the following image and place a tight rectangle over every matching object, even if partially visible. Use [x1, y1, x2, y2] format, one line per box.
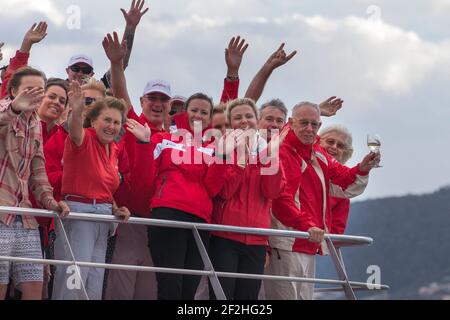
[62, 128, 120, 202]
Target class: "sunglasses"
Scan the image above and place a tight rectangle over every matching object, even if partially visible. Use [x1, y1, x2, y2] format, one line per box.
[70, 65, 93, 75]
[85, 97, 96, 106]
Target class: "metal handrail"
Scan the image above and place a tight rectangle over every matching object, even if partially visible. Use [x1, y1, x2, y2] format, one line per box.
[0, 255, 388, 289]
[0, 206, 372, 245]
[0, 206, 389, 300]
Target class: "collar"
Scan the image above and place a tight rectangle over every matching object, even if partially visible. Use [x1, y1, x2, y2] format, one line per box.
[40, 119, 58, 134]
[284, 129, 320, 162]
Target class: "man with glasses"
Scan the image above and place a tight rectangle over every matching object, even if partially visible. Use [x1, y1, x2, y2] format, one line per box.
[65, 54, 95, 85]
[265, 101, 380, 300]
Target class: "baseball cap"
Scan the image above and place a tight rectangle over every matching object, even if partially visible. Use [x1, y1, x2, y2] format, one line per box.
[170, 95, 186, 104]
[67, 54, 94, 68]
[142, 79, 172, 98]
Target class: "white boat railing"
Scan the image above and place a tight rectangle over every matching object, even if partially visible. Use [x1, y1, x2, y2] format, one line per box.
[0, 206, 389, 300]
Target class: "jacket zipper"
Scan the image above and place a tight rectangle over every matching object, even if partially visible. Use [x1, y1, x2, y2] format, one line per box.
[158, 175, 167, 198]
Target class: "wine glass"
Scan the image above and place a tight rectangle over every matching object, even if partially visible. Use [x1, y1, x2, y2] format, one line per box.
[367, 134, 382, 168]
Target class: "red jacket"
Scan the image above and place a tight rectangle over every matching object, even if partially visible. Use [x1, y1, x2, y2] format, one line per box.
[330, 197, 350, 235]
[270, 129, 369, 255]
[0, 51, 29, 99]
[220, 78, 239, 103]
[130, 112, 226, 222]
[125, 105, 165, 167]
[212, 150, 286, 246]
[44, 125, 68, 202]
[121, 105, 165, 216]
[124, 77, 237, 216]
[40, 120, 59, 146]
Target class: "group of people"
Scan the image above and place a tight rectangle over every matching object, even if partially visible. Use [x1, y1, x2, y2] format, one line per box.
[0, 0, 381, 300]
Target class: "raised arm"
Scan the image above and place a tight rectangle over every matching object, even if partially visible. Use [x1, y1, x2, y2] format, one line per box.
[67, 81, 86, 146]
[101, 0, 148, 88]
[102, 32, 132, 110]
[121, 0, 148, 68]
[0, 22, 48, 99]
[220, 36, 248, 103]
[19, 21, 48, 54]
[245, 43, 297, 103]
[0, 87, 44, 126]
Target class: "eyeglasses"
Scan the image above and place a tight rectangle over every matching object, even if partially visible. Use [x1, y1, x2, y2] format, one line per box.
[324, 138, 347, 150]
[143, 95, 170, 103]
[70, 65, 93, 75]
[292, 118, 321, 130]
[85, 97, 96, 106]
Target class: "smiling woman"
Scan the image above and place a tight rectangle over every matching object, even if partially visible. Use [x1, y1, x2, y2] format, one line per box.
[52, 81, 131, 300]
[37, 78, 68, 144]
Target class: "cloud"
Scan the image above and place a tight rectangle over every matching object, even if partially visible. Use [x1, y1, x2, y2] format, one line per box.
[139, 11, 449, 99]
[0, 0, 66, 26]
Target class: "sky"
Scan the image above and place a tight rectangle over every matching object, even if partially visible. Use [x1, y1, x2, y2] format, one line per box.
[1, 0, 450, 201]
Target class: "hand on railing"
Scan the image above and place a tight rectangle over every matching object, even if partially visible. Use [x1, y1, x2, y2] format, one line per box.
[113, 206, 131, 222]
[308, 226, 325, 243]
[48, 200, 70, 218]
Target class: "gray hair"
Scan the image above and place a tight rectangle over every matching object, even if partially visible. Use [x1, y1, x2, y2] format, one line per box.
[291, 101, 320, 117]
[319, 124, 354, 164]
[259, 99, 288, 119]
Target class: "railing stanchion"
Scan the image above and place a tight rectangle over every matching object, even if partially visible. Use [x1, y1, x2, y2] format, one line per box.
[54, 215, 89, 300]
[326, 237, 356, 300]
[192, 227, 226, 300]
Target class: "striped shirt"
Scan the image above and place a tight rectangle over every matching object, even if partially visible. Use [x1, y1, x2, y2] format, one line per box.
[0, 98, 55, 229]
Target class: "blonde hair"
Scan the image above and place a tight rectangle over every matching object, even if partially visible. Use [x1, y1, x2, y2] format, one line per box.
[81, 78, 106, 97]
[213, 103, 226, 115]
[226, 98, 258, 124]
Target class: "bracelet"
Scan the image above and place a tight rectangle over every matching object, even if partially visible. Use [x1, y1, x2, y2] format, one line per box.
[226, 75, 239, 81]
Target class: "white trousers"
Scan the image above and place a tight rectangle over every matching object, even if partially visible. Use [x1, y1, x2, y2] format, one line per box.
[52, 201, 112, 300]
[264, 248, 316, 300]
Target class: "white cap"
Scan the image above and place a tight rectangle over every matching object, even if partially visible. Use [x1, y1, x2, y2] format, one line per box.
[142, 79, 172, 98]
[68, 54, 94, 68]
[170, 95, 186, 104]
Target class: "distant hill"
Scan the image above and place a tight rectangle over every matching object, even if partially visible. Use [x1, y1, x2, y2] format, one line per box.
[315, 186, 450, 299]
